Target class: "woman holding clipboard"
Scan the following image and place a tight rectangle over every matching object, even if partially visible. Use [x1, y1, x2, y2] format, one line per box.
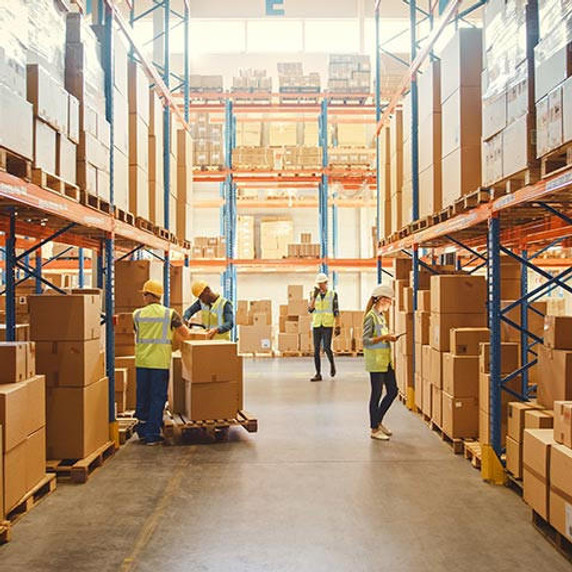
[363, 284, 402, 440]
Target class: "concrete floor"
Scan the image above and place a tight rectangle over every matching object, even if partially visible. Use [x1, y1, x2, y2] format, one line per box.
[1, 358, 570, 572]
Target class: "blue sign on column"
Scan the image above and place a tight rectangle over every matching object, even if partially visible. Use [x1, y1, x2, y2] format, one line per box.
[266, 0, 285, 16]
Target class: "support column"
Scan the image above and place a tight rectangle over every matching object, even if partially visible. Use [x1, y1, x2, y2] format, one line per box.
[5, 209, 16, 341]
[375, 5, 383, 283]
[520, 248, 529, 395]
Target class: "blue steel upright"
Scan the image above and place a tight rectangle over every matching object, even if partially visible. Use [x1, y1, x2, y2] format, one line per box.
[162, 0, 171, 307]
[319, 98, 329, 275]
[487, 217, 502, 457]
[5, 210, 16, 341]
[520, 249, 529, 395]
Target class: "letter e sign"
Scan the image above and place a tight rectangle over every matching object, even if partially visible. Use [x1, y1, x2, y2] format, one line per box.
[266, 0, 285, 16]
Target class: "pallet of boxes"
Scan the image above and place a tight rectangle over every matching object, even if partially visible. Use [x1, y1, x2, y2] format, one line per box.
[520, 316, 572, 547]
[0, 337, 53, 538]
[278, 285, 312, 356]
[30, 290, 112, 484]
[237, 300, 273, 356]
[334, 311, 363, 356]
[165, 340, 257, 442]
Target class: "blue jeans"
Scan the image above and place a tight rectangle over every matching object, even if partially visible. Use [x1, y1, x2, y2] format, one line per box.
[135, 367, 169, 442]
[369, 367, 398, 429]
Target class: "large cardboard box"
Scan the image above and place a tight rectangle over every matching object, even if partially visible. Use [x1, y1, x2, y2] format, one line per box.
[549, 444, 572, 540]
[422, 345, 432, 381]
[168, 353, 185, 414]
[442, 393, 478, 438]
[180, 341, 242, 384]
[479, 372, 520, 415]
[115, 356, 136, 410]
[288, 285, 304, 300]
[479, 407, 508, 447]
[430, 275, 486, 314]
[430, 349, 443, 388]
[185, 380, 241, 421]
[29, 293, 101, 341]
[525, 409, 554, 430]
[508, 401, 537, 442]
[479, 342, 519, 374]
[115, 260, 163, 311]
[4, 439, 27, 514]
[278, 333, 299, 353]
[432, 385, 442, 426]
[26, 426, 46, 491]
[442, 353, 479, 397]
[0, 343, 28, 383]
[46, 376, 109, 460]
[35, 340, 104, 387]
[422, 377, 433, 416]
[537, 346, 572, 409]
[523, 429, 554, 520]
[553, 401, 572, 448]
[543, 316, 572, 350]
[506, 435, 522, 478]
[430, 313, 487, 352]
[450, 328, 489, 356]
[170, 266, 192, 305]
[0, 381, 34, 452]
[288, 299, 307, 316]
[25, 375, 46, 437]
[238, 325, 273, 354]
[414, 312, 430, 345]
[114, 368, 128, 414]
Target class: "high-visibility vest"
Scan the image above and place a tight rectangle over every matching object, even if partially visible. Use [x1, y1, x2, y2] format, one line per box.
[200, 296, 231, 340]
[364, 309, 393, 373]
[312, 290, 335, 328]
[133, 303, 174, 369]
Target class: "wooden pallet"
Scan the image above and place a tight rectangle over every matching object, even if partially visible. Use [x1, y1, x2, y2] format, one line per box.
[327, 96, 369, 106]
[115, 207, 135, 226]
[463, 440, 482, 469]
[79, 190, 112, 214]
[193, 165, 226, 172]
[46, 440, 116, 484]
[541, 143, 572, 179]
[430, 421, 464, 454]
[135, 216, 154, 233]
[0, 147, 32, 181]
[488, 166, 540, 199]
[451, 188, 491, 216]
[31, 168, 79, 201]
[164, 410, 258, 443]
[239, 351, 276, 358]
[532, 510, 572, 564]
[118, 417, 138, 445]
[505, 472, 523, 497]
[5, 474, 57, 526]
[153, 225, 170, 240]
[280, 351, 313, 357]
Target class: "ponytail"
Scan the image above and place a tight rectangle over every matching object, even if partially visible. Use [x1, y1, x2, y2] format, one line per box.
[363, 296, 376, 323]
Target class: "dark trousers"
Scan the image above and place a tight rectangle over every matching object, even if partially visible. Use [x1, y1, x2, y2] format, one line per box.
[313, 326, 334, 375]
[369, 367, 398, 429]
[135, 367, 169, 442]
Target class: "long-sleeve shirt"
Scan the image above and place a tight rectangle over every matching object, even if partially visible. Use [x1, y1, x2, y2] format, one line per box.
[183, 298, 234, 334]
[308, 290, 340, 317]
[363, 310, 387, 347]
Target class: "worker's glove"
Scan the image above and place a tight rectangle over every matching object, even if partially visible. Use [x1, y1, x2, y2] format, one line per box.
[313, 287, 320, 299]
[334, 326, 341, 337]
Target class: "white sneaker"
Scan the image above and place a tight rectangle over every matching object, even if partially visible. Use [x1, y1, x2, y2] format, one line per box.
[378, 423, 392, 436]
[371, 430, 390, 441]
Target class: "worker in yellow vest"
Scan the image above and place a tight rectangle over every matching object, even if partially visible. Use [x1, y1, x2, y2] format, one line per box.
[363, 284, 399, 441]
[308, 273, 340, 382]
[133, 280, 192, 445]
[183, 281, 234, 340]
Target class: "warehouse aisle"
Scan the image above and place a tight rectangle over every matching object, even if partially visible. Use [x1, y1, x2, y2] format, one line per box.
[1, 358, 570, 572]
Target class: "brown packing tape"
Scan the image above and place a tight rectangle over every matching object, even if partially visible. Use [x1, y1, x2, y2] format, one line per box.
[522, 463, 547, 484]
[550, 485, 572, 507]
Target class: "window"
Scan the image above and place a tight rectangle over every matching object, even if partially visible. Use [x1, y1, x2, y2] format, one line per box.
[304, 19, 359, 53]
[246, 20, 303, 52]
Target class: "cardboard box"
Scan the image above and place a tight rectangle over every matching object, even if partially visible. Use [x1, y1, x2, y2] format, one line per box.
[418, 291, 431, 312]
[278, 333, 299, 353]
[430, 313, 487, 352]
[423, 377, 433, 416]
[479, 407, 508, 447]
[0, 382, 30, 452]
[422, 345, 432, 381]
[181, 341, 242, 384]
[442, 353, 479, 397]
[450, 328, 489, 356]
[46, 376, 109, 460]
[288, 299, 308, 316]
[549, 444, 572, 540]
[115, 356, 136, 410]
[479, 342, 519, 374]
[442, 392, 478, 439]
[35, 340, 105, 388]
[430, 275, 486, 314]
[238, 326, 273, 354]
[432, 385, 442, 426]
[115, 260, 163, 311]
[288, 285, 304, 300]
[185, 380, 240, 421]
[479, 372, 520, 415]
[508, 401, 537, 442]
[285, 321, 298, 335]
[0, 324, 30, 342]
[252, 312, 271, 326]
[537, 347, 572, 409]
[170, 266, 192, 306]
[414, 373, 423, 411]
[0, 343, 28, 383]
[525, 409, 554, 430]
[553, 401, 572, 448]
[544, 316, 572, 350]
[506, 435, 522, 478]
[26, 426, 46, 492]
[29, 293, 101, 341]
[114, 368, 128, 414]
[4, 439, 27, 514]
[25, 375, 46, 437]
[414, 312, 430, 345]
[523, 429, 554, 519]
[168, 353, 185, 414]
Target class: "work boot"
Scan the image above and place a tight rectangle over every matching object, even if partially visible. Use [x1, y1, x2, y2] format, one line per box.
[330, 363, 336, 378]
[378, 423, 392, 436]
[310, 374, 322, 382]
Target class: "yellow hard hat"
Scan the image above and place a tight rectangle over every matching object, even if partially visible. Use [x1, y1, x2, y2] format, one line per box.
[142, 280, 163, 298]
[192, 280, 208, 298]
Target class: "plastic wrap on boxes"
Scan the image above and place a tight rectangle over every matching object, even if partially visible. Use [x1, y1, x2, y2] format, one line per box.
[538, 0, 572, 39]
[0, 0, 28, 97]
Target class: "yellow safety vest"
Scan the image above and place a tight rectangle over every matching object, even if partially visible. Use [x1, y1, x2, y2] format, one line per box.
[364, 309, 393, 373]
[312, 290, 335, 328]
[133, 303, 174, 369]
[200, 296, 231, 340]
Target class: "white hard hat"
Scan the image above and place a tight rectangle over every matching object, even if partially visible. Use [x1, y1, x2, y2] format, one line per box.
[371, 284, 394, 299]
[315, 272, 329, 284]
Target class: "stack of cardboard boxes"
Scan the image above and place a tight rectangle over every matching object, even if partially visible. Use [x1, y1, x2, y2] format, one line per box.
[29, 292, 109, 461]
[237, 216, 255, 259]
[191, 113, 223, 169]
[176, 129, 193, 242]
[232, 68, 272, 94]
[328, 55, 371, 94]
[389, 110, 403, 233]
[237, 300, 273, 354]
[279, 285, 310, 353]
[440, 28, 483, 207]
[260, 218, 294, 259]
[287, 233, 321, 259]
[281, 146, 322, 170]
[189, 74, 224, 94]
[236, 122, 262, 147]
[333, 311, 364, 354]
[401, 94, 412, 225]
[329, 147, 374, 169]
[232, 146, 274, 170]
[148, 90, 164, 226]
[277, 62, 320, 96]
[178, 341, 244, 420]
[192, 237, 227, 259]
[534, 0, 572, 159]
[0, 341, 45, 518]
[377, 129, 392, 238]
